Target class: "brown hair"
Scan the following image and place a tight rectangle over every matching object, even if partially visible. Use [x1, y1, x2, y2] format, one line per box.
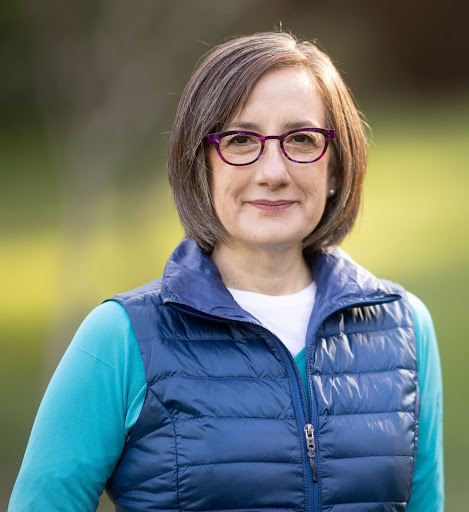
[168, 32, 367, 253]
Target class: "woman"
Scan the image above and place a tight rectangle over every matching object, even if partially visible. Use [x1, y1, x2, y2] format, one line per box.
[9, 32, 443, 511]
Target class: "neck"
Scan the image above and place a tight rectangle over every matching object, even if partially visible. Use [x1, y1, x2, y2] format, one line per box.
[211, 241, 313, 296]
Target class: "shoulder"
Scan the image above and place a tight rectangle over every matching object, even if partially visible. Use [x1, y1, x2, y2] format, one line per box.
[74, 300, 133, 341]
[405, 291, 434, 334]
[71, 300, 134, 355]
[70, 300, 144, 384]
[404, 291, 441, 391]
[405, 291, 437, 356]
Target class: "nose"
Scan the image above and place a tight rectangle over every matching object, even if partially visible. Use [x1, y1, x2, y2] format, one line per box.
[254, 139, 291, 189]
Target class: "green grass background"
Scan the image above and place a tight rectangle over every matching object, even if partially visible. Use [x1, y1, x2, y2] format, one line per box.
[1, 98, 468, 510]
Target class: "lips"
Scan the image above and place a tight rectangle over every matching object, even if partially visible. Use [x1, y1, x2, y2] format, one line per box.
[248, 200, 295, 211]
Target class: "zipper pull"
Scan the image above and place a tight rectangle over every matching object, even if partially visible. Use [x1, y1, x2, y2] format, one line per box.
[304, 423, 318, 482]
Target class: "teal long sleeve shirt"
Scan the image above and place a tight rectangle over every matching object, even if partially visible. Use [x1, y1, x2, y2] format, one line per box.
[9, 292, 444, 511]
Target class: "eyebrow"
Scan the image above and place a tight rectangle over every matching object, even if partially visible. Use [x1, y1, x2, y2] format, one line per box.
[226, 120, 320, 132]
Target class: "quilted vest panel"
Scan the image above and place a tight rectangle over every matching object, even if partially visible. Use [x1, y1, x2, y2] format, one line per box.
[105, 239, 419, 512]
[313, 302, 419, 512]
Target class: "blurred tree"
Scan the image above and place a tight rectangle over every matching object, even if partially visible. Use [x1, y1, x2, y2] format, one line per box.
[378, 0, 469, 92]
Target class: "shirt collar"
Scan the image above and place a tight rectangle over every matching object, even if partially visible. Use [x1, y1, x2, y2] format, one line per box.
[161, 238, 402, 321]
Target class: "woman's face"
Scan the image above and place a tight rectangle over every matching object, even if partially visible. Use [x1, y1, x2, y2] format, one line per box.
[208, 67, 334, 254]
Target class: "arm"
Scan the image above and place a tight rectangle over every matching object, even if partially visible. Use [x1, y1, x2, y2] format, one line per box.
[8, 301, 146, 512]
[406, 292, 444, 512]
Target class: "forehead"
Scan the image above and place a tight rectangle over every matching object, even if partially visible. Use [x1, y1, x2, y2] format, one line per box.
[229, 67, 325, 128]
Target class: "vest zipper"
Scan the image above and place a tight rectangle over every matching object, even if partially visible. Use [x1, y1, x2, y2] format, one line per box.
[255, 323, 316, 512]
[304, 424, 318, 482]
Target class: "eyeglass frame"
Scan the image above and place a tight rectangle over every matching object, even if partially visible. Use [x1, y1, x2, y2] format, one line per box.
[205, 127, 335, 166]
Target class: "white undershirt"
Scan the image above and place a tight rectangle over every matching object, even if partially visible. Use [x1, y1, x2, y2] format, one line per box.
[228, 282, 317, 357]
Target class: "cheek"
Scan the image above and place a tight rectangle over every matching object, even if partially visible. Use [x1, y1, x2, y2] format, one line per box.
[209, 155, 247, 212]
[208, 165, 237, 225]
[210, 169, 227, 210]
[207, 150, 223, 211]
[212, 176, 243, 220]
[303, 165, 330, 201]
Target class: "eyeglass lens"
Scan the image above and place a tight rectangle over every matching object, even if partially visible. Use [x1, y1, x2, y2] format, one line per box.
[218, 130, 327, 165]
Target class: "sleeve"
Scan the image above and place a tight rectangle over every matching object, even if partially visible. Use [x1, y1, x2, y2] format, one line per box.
[406, 292, 444, 512]
[8, 301, 146, 512]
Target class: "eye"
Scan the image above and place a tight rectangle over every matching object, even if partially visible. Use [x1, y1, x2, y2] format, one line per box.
[292, 133, 309, 143]
[285, 131, 322, 147]
[219, 133, 260, 151]
[226, 134, 256, 145]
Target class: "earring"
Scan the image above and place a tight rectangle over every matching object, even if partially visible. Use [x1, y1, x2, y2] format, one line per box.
[328, 188, 336, 197]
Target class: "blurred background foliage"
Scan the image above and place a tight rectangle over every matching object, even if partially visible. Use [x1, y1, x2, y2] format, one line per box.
[1, 0, 468, 510]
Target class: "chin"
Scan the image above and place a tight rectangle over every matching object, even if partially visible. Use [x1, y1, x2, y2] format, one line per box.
[245, 233, 306, 251]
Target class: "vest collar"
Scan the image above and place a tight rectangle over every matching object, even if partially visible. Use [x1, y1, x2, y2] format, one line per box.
[161, 238, 402, 321]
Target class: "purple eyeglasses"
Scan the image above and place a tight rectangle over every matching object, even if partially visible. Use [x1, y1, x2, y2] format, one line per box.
[206, 128, 335, 166]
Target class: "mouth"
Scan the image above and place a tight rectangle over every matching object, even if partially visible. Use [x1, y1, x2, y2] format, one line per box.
[248, 200, 295, 212]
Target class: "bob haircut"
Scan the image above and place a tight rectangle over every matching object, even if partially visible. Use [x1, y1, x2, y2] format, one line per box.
[168, 32, 367, 254]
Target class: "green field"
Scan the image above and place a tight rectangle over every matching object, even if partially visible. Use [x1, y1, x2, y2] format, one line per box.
[1, 99, 468, 510]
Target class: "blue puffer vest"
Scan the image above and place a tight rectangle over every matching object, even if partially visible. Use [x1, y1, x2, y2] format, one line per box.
[105, 238, 419, 512]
